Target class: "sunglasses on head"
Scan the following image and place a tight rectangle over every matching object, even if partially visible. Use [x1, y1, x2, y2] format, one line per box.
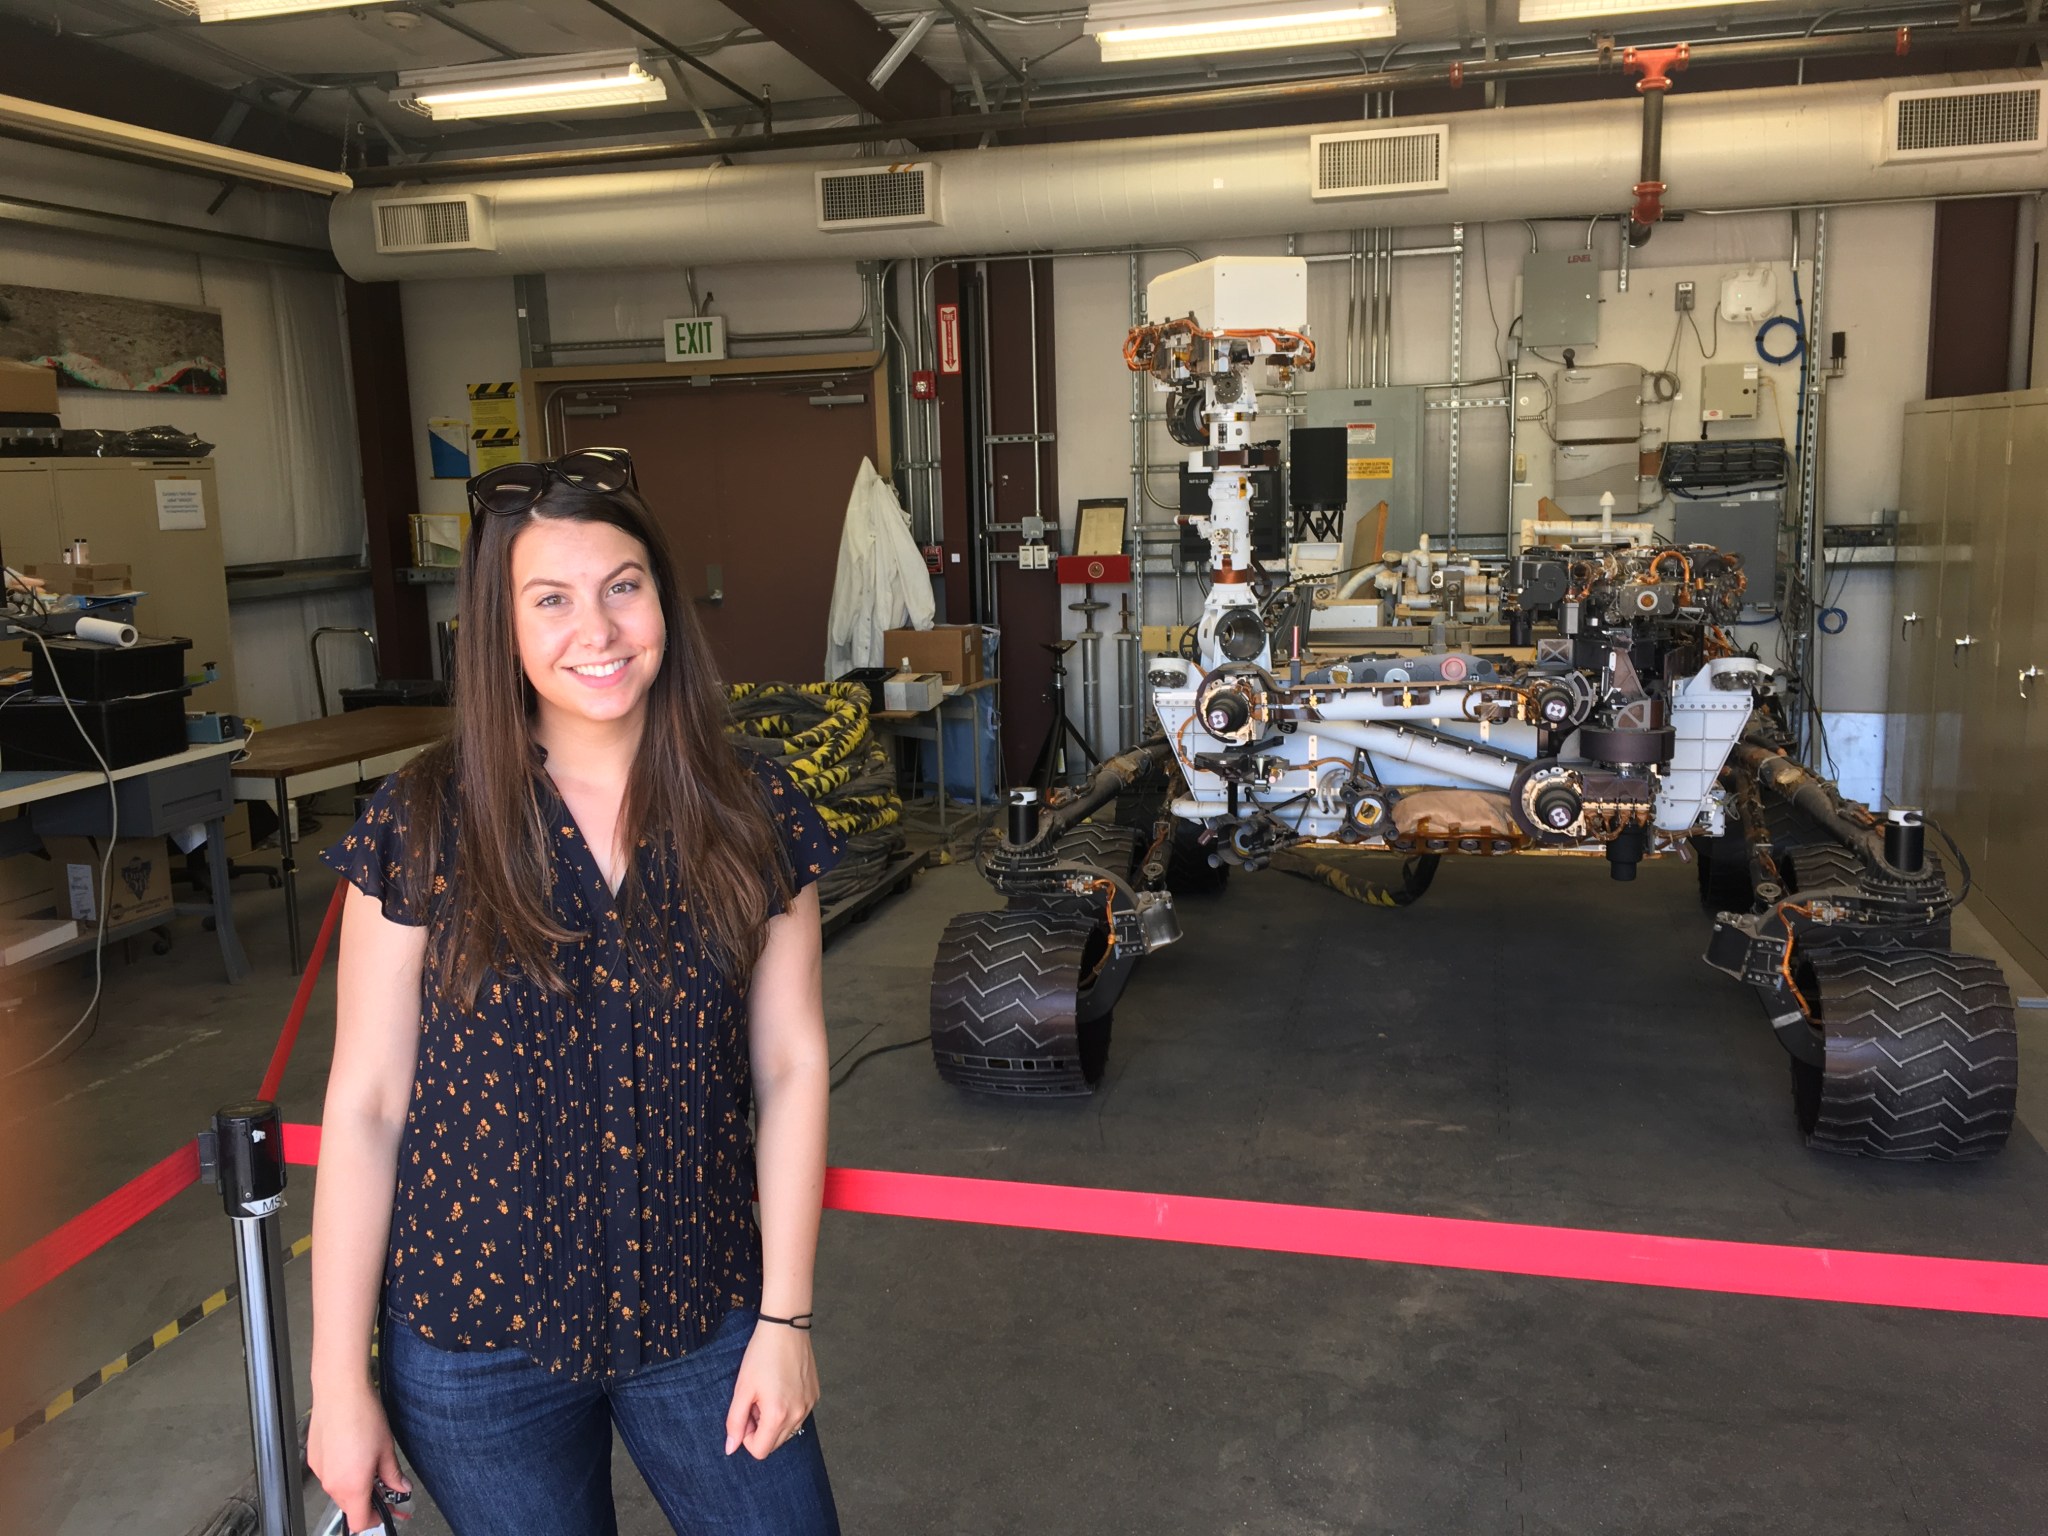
[466, 448, 638, 529]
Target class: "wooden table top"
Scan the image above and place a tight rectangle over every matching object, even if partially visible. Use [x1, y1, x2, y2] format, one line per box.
[231, 706, 453, 779]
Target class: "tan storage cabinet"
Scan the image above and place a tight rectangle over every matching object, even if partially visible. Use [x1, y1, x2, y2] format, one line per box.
[1887, 394, 2048, 983]
[0, 458, 237, 714]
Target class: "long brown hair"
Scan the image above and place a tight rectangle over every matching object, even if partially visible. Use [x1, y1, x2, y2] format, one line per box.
[403, 483, 789, 1008]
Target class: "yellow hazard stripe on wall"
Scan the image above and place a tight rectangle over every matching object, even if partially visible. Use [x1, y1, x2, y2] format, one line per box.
[0, 1233, 315, 1453]
[467, 381, 517, 400]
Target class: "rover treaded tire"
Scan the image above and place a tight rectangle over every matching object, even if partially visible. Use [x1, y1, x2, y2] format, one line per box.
[1792, 947, 2017, 1160]
[1052, 823, 1143, 882]
[930, 908, 1110, 1096]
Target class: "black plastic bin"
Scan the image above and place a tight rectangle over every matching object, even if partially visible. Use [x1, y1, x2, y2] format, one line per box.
[29, 635, 191, 703]
[0, 689, 190, 770]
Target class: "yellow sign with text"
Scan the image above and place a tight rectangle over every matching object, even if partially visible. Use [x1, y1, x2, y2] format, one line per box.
[1347, 457, 1394, 480]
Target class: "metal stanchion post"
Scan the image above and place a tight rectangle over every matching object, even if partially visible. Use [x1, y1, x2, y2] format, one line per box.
[210, 1101, 308, 1536]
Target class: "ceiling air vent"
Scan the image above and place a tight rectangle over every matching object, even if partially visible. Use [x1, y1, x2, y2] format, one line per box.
[373, 194, 494, 255]
[814, 163, 940, 231]
[1309, 125, 1449, 199]
[1884, 82, 2046, 163]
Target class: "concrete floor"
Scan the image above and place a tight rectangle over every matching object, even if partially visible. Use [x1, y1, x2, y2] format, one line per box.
[4, 832, 2048, 1535]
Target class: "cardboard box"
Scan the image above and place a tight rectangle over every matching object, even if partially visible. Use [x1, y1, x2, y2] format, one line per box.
[0, 840, 51, 923]
[881, 624, 983, 686]
[883, 671, 944, 711]
[42, 835, 173, 928]
[0, 360, 58, 419]
[20, 563, 134, 597]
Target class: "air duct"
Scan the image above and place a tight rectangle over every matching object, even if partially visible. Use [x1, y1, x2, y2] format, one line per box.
[329, 68, 2048, 281]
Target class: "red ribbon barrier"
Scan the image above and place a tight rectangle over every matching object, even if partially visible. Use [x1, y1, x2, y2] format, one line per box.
[815, 1166, 2048, 1320]
[266, 1126, 2048, 1321]
[255, 880, 346, 1104]
[0, 1141, 202, 1312]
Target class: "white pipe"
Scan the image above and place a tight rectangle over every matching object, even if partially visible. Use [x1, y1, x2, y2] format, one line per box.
[1312, 720, 1520, 789]
[331, 69, 2048, 280]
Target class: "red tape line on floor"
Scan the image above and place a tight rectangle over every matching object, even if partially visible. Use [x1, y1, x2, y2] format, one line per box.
[0, 1141, 201, 1313]
[277, 1124, 2048, 1320]
[256, 880, 346, 1103]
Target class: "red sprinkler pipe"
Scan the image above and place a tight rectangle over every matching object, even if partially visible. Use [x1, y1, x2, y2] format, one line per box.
[1623, 44, 1689, 230]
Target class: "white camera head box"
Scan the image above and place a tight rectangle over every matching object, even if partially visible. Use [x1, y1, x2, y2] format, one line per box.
[1146, 257, 1309, 332]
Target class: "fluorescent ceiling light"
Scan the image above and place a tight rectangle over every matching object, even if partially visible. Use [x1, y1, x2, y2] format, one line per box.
[1517, 0, 1770, 20]
[195, 0, 394, 21]
[0, 89, 351, 193]
[393, 50, 667, 121]
[1084, 0, 1396, 61]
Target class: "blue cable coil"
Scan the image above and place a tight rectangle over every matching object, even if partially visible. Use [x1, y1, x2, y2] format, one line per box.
[1756, 313, 1805, 366]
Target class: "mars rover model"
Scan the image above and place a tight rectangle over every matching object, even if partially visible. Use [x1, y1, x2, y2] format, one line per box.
[928, 257, 2017, 1161]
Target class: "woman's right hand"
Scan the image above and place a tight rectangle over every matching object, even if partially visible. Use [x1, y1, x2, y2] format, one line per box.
[308, 1382, 411, 1532]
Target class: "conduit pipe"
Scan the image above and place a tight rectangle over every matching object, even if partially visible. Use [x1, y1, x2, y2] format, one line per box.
[1624, 44, 1690, 238]
[333, 66, 2048, 281]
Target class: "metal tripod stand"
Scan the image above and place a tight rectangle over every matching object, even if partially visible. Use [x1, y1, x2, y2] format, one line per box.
[1028, 640, 1101, 790]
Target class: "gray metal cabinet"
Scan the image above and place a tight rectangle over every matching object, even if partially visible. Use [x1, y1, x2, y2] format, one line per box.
[1887, 392, 2048, 983]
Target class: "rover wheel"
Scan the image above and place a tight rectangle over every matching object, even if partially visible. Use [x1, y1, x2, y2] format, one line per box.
[1792, 948, 2017, 1160]
[930, 908, 1111, 1096]
[1052, 823, 1143, 881]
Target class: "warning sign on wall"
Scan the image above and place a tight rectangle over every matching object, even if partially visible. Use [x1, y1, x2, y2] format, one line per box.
[936, 303, 961, 375]
[1348, 457, 1394, 480]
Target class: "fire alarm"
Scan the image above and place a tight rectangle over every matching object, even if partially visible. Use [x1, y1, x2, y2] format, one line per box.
[911, 370, 937, 400]
[921, 543, 943, 574]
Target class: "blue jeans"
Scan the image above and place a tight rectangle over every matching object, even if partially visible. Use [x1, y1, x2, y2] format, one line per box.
[379, 1307, 840, 1536]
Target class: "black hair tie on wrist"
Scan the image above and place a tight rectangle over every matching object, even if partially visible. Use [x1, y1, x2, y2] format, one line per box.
[757, 1311, 814, 1330]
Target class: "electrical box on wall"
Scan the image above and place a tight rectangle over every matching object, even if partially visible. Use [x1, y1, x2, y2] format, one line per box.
[1674, 495, 1781, 607]
[1552, 441, 1640, 518]
[1700, 363, 1760, 421]
[1554, 365, 1644, 443]
[1300, 386, 1425, 556]
[1520, 250, 1600, 347]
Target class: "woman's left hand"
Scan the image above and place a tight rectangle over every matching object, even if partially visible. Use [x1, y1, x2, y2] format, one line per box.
[724, 1320, 820, 1459]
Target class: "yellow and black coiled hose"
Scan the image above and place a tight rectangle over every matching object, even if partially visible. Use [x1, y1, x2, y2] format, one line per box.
[726, 683, 907, 899]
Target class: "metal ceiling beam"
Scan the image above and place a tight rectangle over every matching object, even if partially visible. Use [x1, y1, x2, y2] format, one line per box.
[713, 0, 953, 126]
[353, 19, 2048, 185]
[933, 0, 1026, 84]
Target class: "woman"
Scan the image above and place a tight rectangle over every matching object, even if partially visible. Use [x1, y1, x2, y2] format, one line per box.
[307, 448, 842, 1536]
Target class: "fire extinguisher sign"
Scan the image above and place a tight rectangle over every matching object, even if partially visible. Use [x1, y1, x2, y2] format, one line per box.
[936, 303, 961, 375]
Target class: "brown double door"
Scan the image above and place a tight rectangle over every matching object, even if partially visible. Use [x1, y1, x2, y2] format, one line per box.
[552, 368, 884, 685]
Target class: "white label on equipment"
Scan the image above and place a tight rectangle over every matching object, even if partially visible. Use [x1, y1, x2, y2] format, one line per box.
[66, 862, 96, 922]
[1347, 422, 1377, 445]
[155, 479, 207, 530]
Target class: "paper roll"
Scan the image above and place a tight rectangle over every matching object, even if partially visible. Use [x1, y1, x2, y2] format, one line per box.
[73, 615, 137, 648]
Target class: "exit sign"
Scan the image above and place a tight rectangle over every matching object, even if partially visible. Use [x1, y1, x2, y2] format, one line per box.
[663, 315, 727, 362]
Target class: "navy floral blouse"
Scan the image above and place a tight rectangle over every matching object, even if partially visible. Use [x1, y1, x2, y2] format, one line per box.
[321, 749, 841, 1381]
